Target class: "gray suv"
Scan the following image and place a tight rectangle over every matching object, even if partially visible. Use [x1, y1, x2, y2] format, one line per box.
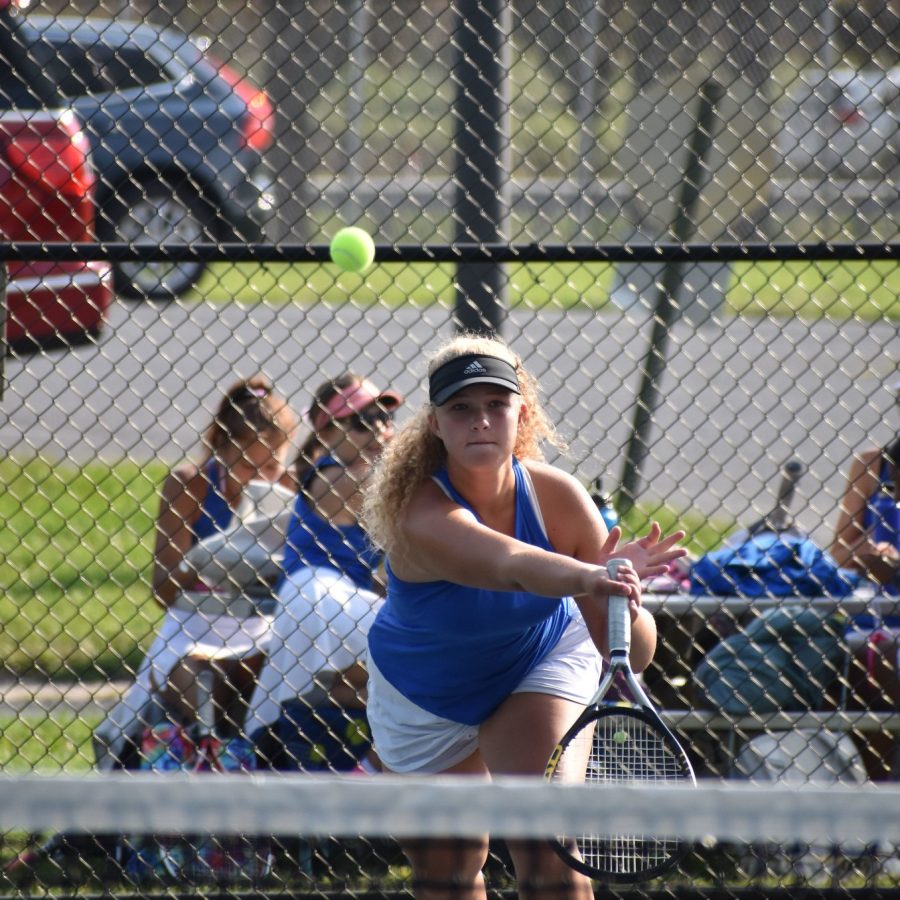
[15, 14, 275, 299]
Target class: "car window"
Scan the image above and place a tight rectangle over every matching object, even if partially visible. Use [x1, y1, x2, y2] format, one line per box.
[0, 50, 38, 108]
[99, 44, 167, 90]
[36, 37, 168, 96]
[0, 12, 64, 110]
[93, 42, 166, 92]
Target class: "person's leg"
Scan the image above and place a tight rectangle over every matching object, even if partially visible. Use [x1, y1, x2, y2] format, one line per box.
[480, 692, 594, 900]
[218, 653, 266, 737]
[367, 657, 490, 898]
[396, 750, 491, 900]
[245, 575, 311, 737]
[164, 656, 202, 724]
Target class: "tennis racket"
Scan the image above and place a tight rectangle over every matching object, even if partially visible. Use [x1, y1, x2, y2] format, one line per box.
[746, 458, 806, 536]
[545, 558, 696, 883]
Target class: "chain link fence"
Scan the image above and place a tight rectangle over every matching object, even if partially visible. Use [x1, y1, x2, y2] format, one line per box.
[2, 0, 900, 893]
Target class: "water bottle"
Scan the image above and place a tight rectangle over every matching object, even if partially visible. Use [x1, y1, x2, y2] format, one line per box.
[591, 476, 619, 532]
[870, 482, 900, 546]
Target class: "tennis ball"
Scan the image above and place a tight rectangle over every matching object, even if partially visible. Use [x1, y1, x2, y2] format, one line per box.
[612, 730, 629, 744]
[329, 226, 375, 274]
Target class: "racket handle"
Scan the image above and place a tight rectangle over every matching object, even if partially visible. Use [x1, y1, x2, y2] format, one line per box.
[606, 557, 631, 655]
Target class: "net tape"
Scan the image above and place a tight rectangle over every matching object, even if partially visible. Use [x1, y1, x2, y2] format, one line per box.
[3, 775, 900, 845]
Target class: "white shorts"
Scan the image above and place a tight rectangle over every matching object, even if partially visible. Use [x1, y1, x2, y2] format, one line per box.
[245, 566, 382, 736]
[93, 598, 271, 770]
[367, 610, 602, 774]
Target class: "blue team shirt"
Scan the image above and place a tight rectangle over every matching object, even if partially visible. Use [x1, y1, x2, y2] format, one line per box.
[367, 457, 574, 725]
[192, 460, 233, 543]
[281, 455, 381, 591]
[862, 456, 900, 600]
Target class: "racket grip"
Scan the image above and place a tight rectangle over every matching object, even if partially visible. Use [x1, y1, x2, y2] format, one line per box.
[606, 558, 631, 655]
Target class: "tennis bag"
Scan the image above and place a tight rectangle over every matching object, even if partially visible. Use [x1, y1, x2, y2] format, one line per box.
[694, 606, 846, 715]
[119, 724, 273, 884]
[690, 530, 858, 598]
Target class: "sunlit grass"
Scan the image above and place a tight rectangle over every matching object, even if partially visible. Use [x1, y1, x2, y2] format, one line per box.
[0, 458, 165, 681]
[193, 260, 618, 309]
[727, 260, 900, 320]
[194, 259, 900, 321]
[0, 710, 101, 773]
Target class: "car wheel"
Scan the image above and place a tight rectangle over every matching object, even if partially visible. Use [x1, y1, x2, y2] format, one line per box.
[105, 178, 215, 301]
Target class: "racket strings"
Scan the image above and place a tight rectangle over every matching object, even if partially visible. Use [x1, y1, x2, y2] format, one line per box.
[551, 711, 688, 878]
[592, 715, 683, 784]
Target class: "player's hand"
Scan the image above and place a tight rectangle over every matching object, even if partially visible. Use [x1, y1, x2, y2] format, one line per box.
[600, 521, 687, 580]
[579, 561, 641, 605]
[608, 560, 643, 620]
[575, 561, 643, 658]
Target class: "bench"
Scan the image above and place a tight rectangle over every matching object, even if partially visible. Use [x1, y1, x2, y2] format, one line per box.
[663, 709, 900, 734]
[639, 590, 900, 779]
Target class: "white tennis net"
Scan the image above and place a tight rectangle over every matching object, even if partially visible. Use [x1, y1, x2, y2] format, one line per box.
[7, 773, 900, 842]
[3, 774, 900, 895]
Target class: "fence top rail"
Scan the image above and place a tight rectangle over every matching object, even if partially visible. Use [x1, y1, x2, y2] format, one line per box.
[643, 592, 900, 617]
[1, 242, 900, 263]
[663, 709, 900, 733]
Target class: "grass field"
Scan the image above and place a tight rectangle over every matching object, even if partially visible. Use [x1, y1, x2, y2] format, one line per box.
[0, 710, 101, 774]
[0, 458, 166, 682]
[193, 260, 900, 321]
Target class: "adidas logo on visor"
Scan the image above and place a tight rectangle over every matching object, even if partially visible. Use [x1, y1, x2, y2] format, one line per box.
[462, 361, 488, 375]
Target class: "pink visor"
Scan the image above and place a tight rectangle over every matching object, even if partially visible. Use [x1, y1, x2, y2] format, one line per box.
[308, 378, 403, 431]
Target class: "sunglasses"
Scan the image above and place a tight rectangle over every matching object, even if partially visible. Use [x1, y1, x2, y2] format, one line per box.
[338, 408, 395, 432]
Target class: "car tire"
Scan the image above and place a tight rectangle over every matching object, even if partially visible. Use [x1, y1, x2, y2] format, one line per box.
[102, 177, 215, 301]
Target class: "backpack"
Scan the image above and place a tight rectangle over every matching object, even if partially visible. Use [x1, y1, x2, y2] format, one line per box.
[694, 606, 846, 715]
[119, 723, 273, 885]
[690, 530, 858, 598]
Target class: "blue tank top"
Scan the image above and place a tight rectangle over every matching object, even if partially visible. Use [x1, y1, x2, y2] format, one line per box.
[192, 460, 233, 544]
[862, 455, 900, 599]
[281, 455, 381, 591]
[863, 457, 899, 548]
[367, 457, 575, 725]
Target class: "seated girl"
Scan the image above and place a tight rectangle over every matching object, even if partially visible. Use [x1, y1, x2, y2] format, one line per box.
[94, 376, 297, 769]
[246, 373, 401, 772]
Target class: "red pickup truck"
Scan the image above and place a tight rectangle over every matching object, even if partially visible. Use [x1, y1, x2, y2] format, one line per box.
[1, 5, 112, 354]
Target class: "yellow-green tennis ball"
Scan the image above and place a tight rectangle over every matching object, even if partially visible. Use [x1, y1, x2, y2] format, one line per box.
[612, 730, 628, 744]
[329, 227, 375, 274]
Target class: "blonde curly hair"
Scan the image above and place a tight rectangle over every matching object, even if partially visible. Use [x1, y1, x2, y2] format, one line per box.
[362, 334, 564, 554]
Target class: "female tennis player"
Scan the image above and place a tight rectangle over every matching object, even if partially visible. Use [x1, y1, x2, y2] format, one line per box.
[363, 335, 686, 899]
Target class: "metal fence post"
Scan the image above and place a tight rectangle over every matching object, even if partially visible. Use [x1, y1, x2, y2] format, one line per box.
[618, 80, 723, 514]
[452, 0, 509, 336]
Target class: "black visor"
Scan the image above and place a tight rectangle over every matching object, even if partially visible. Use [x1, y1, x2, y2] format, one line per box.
[429, 354, 521, 406]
